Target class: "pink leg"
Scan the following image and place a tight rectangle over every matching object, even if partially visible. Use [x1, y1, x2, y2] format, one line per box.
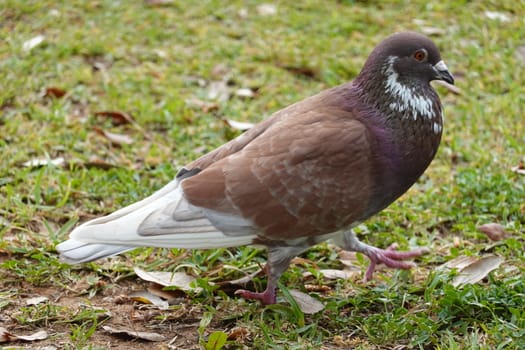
[340, 230, 428, 281]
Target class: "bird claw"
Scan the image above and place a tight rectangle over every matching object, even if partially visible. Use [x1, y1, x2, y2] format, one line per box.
[364, 245, 429, 281]
[235, 287, 277, 305]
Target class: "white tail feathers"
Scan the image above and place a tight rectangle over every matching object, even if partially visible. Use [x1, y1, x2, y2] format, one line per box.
[56, 179, 257, 264]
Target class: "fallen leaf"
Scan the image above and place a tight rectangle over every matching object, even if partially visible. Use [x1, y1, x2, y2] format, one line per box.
[0, 327, 48, 343]
[94, 111, 135, 125]
[22, 157, 65, 168]
[145, 0, 174, 6]
[438, 255, 478, 270]
[82, 156, 119, 170]
[102, 326, 165, 342]
[23, 35, 45, 52]
[477, 223, 508, 241]
[257, 3, 277, 16]
[449, 255, 503, 287]
[207, 80, 230, 102]
[0, 327, 16, 342]
[317, 269, 356, 280]
[515, 46, 525, 66]
[288, 289, 325, 314]
[16, 330, 48, 341]
[227, 327, 250, 341]
[134, 267, 202, 292]
[420, 26, 445, 36]
[186, 98, 219, 113]
[93, 126, 133, 146]
[129, 290, 169, 310]
[235, 88, 255, 98]
[224, 119, 255, 131]
[44, 87, 66, 98]
[484, 11, 510, 22]
[511, 161, 525, 175]
[433, 80, 462, 95]
[26, 296, 49, 306]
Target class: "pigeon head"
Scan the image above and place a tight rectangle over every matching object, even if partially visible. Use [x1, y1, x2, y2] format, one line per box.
[355, 31, 453, 120]
[360, 31, 454, 87]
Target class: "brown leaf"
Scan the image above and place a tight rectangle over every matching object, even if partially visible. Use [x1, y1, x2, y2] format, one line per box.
[477, 223, 508, 241]
[84, 156, 119, 170]
[511, 161, 525, 175]
[94, 111, 135, 125]
[26, 296, 49, 305]
[227, 327, 250, 341]
[103, 326, 165, 342]
[134, 267, 202, 292]
[433, 80, 462, 95]
[129, 290, 169, 310]
[44, 87, 67, 98]
[16, 330, 49, 341]
[93, 126, 133, 146]
[451, 255, 503, 287]
[186, 98, 219, 113]
[0, 327, 48, 343]
[224, 119, 255, 131]
[288, 289, 325, 314]
[0, 327, 17, 342]
[207, 80, 231, 102]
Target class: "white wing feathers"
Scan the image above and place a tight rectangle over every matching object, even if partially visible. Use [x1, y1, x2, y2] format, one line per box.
[56, 179, 257, 263]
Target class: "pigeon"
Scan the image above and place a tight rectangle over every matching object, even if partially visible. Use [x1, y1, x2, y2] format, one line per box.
[57, 31, 454, 305]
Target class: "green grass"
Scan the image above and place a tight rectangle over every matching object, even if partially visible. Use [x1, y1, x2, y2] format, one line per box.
[1, 0, 524, 349]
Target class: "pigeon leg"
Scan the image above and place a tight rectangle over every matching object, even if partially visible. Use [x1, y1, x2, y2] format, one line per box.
[235, 246, 303, 305]
[339, 230, 428, 281]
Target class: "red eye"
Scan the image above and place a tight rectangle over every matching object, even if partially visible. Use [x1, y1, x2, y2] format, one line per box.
[413, 49, 427, 62]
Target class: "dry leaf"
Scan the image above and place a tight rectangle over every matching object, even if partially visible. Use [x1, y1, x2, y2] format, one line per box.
[224, 119, 255, 131]
[511, 161, 525, 175]
[0, 327, 48, 343]
[257, 3, 277, 16]
[420, 27, 445, 36]
[94, 111, 135, 125]
[0, 327, 16, 342]
[186, 98, 219, 112]
[103, 326, 165, 342]
[134, 267, 202, 292]
[129, 290, 169, 310]
[288, 289, 325, 314]
[317, 269, 355, 280]
[22, 157, 65, 168]
[477, 223, 508, 241]
[433, 80, 462, 95]
[44, 87, 66, 98]
[93, 126, 133, 146]
[438, 255, 478, 270]
[207, 80, 230, 102]
[227, 327, 250, 341]
[484, 11, 510, 22]
[449, 255, 503, 287]
[16, 330, 48, 341]
[23, 35, 45, 52]
[235, 88, 255, 98]
[26, 296, 49, 306]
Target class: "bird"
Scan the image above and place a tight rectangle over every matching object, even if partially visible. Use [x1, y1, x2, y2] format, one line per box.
[57, 31, 454, 305]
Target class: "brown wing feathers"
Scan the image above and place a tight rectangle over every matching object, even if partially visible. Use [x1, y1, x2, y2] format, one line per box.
[181, 106, 375, 240]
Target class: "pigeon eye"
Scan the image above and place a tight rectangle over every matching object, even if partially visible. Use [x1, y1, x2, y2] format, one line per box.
[413, 49, 427, 62]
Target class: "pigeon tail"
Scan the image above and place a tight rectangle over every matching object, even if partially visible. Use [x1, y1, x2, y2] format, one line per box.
[56, 179, 257, 263]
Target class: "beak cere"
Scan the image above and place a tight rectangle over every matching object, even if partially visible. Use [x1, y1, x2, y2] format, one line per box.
[433, 60, 455, 85]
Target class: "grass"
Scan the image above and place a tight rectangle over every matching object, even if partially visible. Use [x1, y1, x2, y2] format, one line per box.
[1, 0, 524, 349]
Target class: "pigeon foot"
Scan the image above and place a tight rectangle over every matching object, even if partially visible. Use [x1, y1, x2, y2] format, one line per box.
[364, 244, 429, 281]
[235, 287, 277, 305]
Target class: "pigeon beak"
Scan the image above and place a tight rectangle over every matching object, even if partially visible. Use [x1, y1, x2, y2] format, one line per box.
[433, 60, 455, 85]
